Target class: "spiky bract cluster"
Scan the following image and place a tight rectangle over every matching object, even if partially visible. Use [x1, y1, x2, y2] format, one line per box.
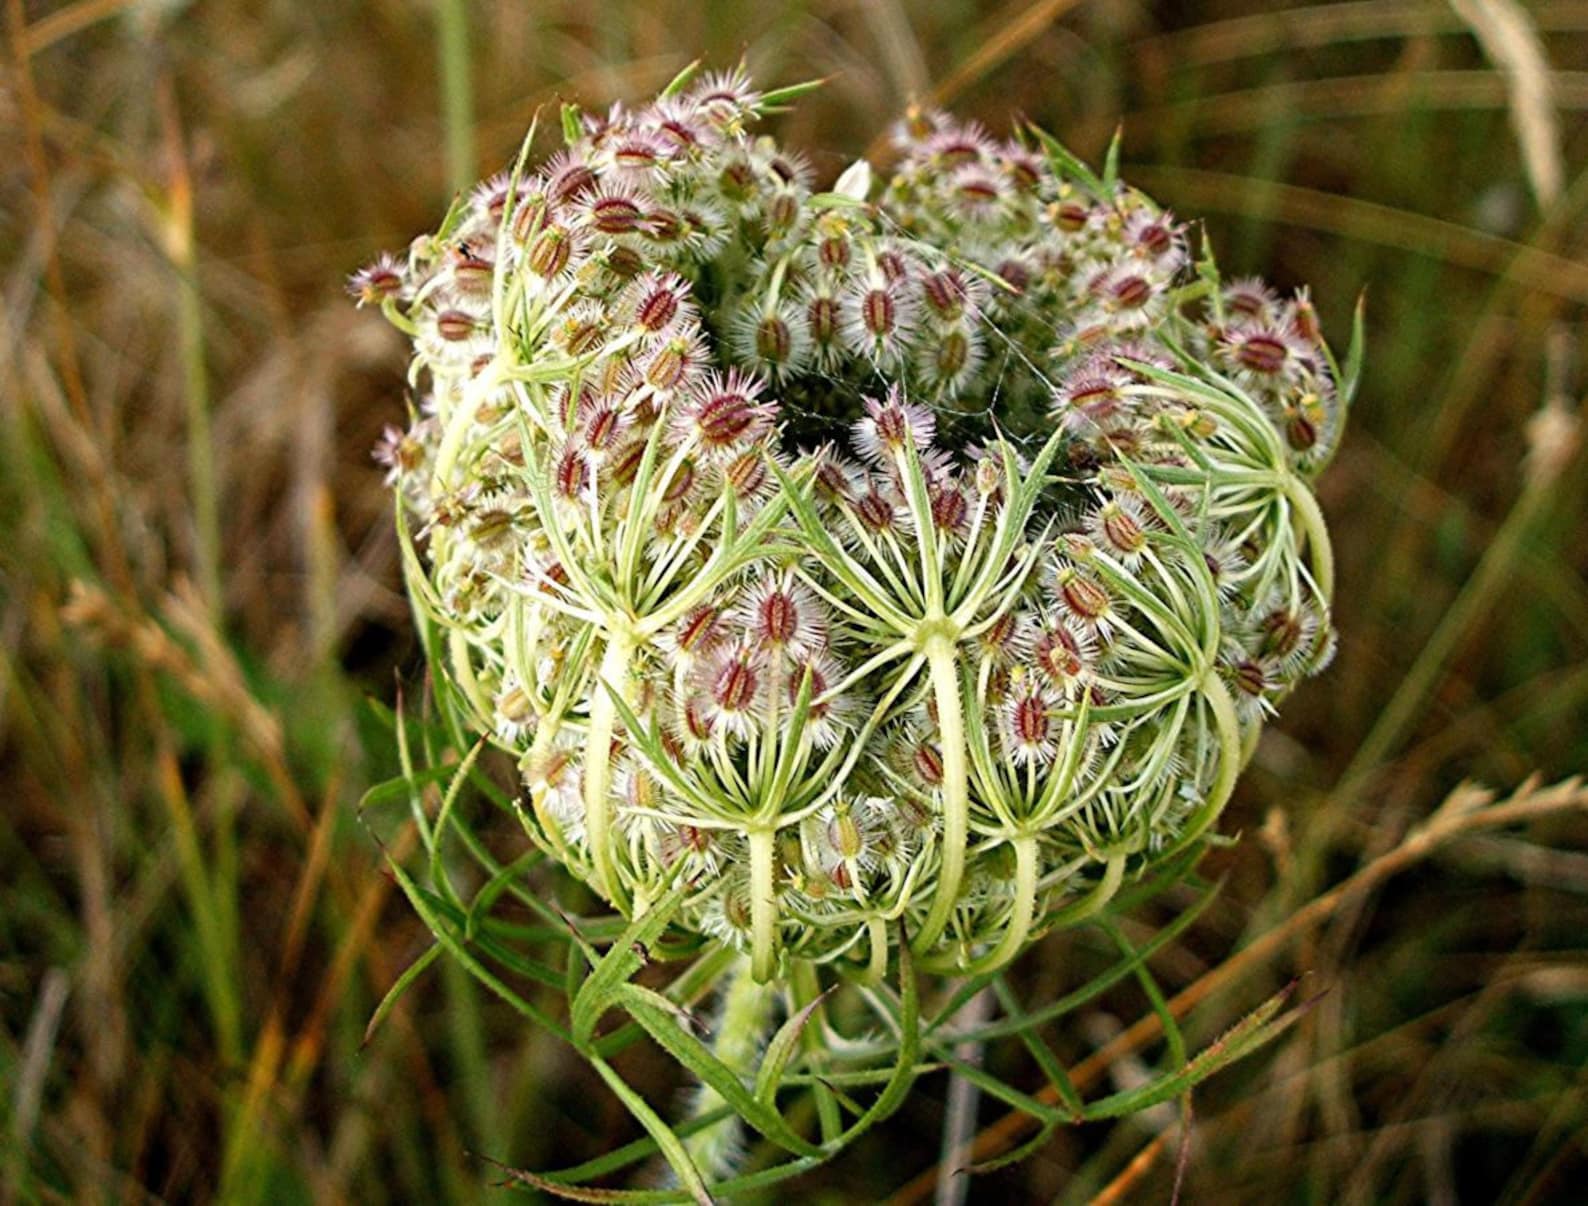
[359, 68, 1347, 983]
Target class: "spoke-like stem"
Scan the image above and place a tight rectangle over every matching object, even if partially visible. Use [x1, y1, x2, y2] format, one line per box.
[585, 631, 634, 905]
[914, 633, 968, 954]
[1285, 476, 1336, 602]
[1042, 851, 1125, 929]
[863, 916, 889, 985]
[963, 836, 1039, 975]
[447, 627, 492, 724]
[749, 826, 779, 982]
[1159, 673, 1244, 863]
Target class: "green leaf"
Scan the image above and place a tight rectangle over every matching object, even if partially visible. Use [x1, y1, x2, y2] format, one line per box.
[992, 978, 1082, 1119]
[385, 856, 565, 1036]
[1102, 124, 1123, 191]
[428, 737, 488, 910]
[755, 987, 833, 1108]
[401, 878, 567, 990]
[355, 764, 455, 816]
[963, 1117, 1062, 1176]
[768, 461, 911, 634]
[455, 838, 544, 931]
[934, 877, 1222, 1041]
[1340, 290, 1367, 409]
[494, 1149, 840, 1204]
[763, 664, 816, 814]
[571, 881, 690, 1048]
[1028, 124, 1107, 199]
[933, 1050, 1064, 1124]
[1081, 980, 1311, 1121]
[362, 942, 441, 1047]
[660, 60, 701, 99]
[591, 1054, 712, 1204]
[600, 685, 736, 819]
[757, 77, 828, 109]
[519, 1105, 736, 1190]
[1197, 227, 1224, 323]
[434, 190, 470, 241]
[962, 425, 1066, 610]
[613, 983, 824, 1158]
[893, 429, 943, 610]
[834, 925, 921, 1146]
[561, 103, 584, 145]
[1105, 919, 1187, 1069]
[490, 1162, 680, 1204]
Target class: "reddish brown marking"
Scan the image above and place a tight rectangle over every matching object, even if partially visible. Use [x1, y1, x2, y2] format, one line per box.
[1237, 332, 1288, 374]
[636, 286, 680, 331]
[528, 227, 572, 277]
[436, 309, 475, 341]
[713, 656, 758, 713]
[861, 288, 896, 337]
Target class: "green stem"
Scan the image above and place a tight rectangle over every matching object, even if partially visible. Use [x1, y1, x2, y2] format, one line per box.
[447, 626, 492, 726]
[914, 634, 968, 954]
[1285, 476, 1335, 602]
[585, 632, 634, 905]
[1042, 852, 1125, 929]
[749, 826, 778, 982]
[1159, 673, 1243, 863]
[684, 955, 776, 1181]
[435, 0, 475, 196]
[863, 916, 888, 985]
[962, 835, 1038, 975]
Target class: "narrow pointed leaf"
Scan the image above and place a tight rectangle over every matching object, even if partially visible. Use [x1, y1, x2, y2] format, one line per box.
[363, 942, 441, 1047]
[613, 983, 825, 1158]
[571, 880, 690, 1047]
[1081, 981, 1311, 1121]
[755, 987, 834, 1107]
[591, 1055, 712, 1204]
[660, 60, 701, 98]
[1029, 125, 1107, 199]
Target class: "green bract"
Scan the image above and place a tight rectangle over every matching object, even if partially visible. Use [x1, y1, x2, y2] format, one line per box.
[360, 68, 1349, 989]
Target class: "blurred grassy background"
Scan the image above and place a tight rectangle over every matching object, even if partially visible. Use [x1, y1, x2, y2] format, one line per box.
[3, 1, 1588, 1201]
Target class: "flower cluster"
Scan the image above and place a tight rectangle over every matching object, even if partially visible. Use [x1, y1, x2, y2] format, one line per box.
[357, 68, 1349, 983]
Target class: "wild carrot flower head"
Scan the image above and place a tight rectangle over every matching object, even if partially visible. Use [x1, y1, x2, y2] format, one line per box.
[358, 67, 1354, 988]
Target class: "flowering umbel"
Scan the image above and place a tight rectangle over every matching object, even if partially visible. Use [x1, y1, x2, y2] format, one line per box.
[357, 68, 1352, 989]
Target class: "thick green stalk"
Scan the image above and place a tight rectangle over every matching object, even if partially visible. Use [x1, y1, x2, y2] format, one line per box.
[684, 956, 776, 1180]
[1043, 852, 1126, 929]
[914, 634, 968, 954]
